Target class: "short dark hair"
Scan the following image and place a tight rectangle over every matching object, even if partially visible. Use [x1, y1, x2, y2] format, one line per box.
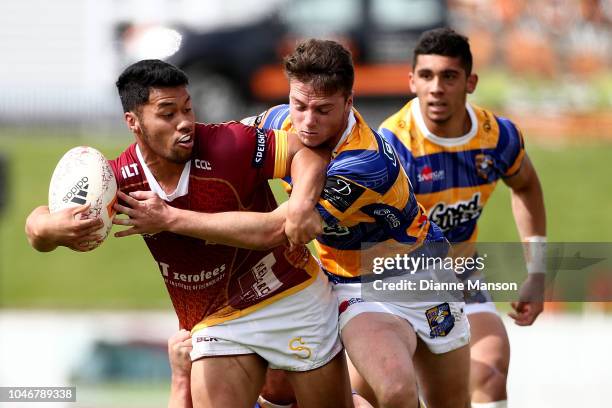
[283, 39, 354, 97]
[116, 59, 189, 113]
[413, 28, 473, 75]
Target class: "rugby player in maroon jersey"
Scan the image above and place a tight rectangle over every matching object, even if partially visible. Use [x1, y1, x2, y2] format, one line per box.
[25, 59, 357, 408]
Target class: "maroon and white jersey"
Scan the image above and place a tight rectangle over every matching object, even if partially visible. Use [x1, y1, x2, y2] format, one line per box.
[110, 122, 320, 331]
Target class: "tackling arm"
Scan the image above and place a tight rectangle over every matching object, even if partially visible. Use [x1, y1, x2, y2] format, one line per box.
[113, 191, 289, 250]
[283, 133, 330, 246]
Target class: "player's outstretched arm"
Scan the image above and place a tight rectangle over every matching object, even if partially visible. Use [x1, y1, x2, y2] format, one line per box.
[25, 205, 103, 252]
[113, 190, 289, 250]
[283, 136, 330, 246]
[241, 114, 328, 246]
[168, 329, 193, 408]
[504, 154, 546, 325]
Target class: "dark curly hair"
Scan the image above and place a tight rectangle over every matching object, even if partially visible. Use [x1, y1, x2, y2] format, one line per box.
[116, 59, 189, 113]
[413, 28, 473, 75]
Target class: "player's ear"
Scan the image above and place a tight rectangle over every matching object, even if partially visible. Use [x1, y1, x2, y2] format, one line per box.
[345, 93, 353, 111]
[466, 73, 478, 94]
[124, 112, 140, 133]
[409, 71, 417, 93]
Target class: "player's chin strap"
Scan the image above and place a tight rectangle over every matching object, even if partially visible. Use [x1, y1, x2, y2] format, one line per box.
[524, 235, 547, 275]
[472, 401, 508, 408]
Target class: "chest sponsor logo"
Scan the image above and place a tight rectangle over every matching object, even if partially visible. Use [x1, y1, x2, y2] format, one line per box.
[120, 163, 140, 179]
[158, 262, 227, 289]
[194, 159, 212, 170]
[239, 253, 281, 301]
[417, 165, 445, 183]
[429, 193, 482, 232]
[322, 176, 366, 213]
[251, 128, 268, 168]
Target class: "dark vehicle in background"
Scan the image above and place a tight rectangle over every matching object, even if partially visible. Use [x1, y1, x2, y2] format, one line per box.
[117, 0, 448, 122]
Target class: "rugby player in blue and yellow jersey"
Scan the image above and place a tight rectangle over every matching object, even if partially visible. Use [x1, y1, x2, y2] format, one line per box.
[247, 39, 472, 408]
[379, 28, 547, 408]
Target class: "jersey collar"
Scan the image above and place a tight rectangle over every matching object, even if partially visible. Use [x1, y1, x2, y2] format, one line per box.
[332, 110, 357, 155]
[136, 144, 191, 202]
[411, 98, 478, 147]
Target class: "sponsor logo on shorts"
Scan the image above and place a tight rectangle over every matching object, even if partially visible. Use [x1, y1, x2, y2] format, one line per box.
[322, 176, 366, 213]
[63, 176, 89, 204]
[339, 297, 364, 314]
[425, 302, 455, 338]
[289, 337, 312, 359]
[196, 336, 219, 342]
[251, 128, 268, 168]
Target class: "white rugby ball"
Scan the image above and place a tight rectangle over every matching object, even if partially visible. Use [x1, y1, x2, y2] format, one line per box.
[48, 146, 117, 250]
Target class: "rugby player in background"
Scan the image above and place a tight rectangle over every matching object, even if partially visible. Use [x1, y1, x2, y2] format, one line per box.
[246, 39, 472, 408]
[378, 28, 547, 408]
[25, 59, 355, 408]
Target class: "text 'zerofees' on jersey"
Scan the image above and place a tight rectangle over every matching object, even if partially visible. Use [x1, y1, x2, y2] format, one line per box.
[254, 104, 447, 279]
[379, 98, 525, 244]
[110, 122, 320, 331]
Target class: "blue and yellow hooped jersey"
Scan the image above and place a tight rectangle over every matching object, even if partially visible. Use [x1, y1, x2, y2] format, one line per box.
[379, 98, 525, 244]
[252, 104, 446, 278]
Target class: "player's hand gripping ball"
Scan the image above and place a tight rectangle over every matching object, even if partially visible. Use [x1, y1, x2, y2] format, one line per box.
[48, 146, 117, 250]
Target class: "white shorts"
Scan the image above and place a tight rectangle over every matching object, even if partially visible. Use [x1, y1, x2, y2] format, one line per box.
[333, 281, 470, 354]
[457, 267, 498, 315]
[190, 271, 343, 371]
[464, 301, 498, 315]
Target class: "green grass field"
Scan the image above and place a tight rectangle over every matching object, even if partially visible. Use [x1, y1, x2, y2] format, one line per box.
[1, 130, 611, 309]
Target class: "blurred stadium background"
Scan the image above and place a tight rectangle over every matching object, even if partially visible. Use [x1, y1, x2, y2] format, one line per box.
[0, 0, 611, 407]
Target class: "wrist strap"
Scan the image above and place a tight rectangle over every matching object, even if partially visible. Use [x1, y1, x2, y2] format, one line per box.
[525, 235, 547, 274]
